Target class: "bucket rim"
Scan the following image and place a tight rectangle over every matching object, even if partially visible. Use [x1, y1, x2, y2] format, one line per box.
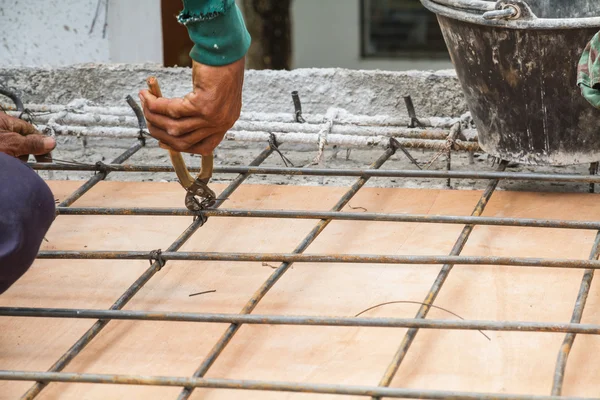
[421, 0, 600, 29]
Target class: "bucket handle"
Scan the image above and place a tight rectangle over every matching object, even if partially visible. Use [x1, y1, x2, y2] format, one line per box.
[429, 0, 533, 20]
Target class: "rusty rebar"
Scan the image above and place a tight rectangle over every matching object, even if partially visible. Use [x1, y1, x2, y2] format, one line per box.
[551, 231, 600, 395]
[58, 140, 145, 207]
[374, 160, 508, 397]
[34, 250, 600, 270]
[1, 370, 591, 400]
[31, 163, 600, 184]
[54, 207, 600, 231]
[2, 308, 600, 334]
[0, 87, 24, 112]
[22, 146, 274, 399]
[177, 141, 399, 400]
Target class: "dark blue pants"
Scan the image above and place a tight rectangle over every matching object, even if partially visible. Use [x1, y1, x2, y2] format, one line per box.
[0, 153, 55, 294]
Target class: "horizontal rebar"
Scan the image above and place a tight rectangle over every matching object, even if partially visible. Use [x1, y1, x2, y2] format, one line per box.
[35, 251, 600, 270]
[31, 163, 600, 183]
[33, 125, 479, 151]
[8, 110, 470, 141]
[2, 103, 460, 128]
[58, 140, 144, 207]
[178, 145, 399, 399]
[3, 307, 600, 334]
[55, 207, 600, 231]
[23, 146, 275, 399]
[0, 371, 590, 400]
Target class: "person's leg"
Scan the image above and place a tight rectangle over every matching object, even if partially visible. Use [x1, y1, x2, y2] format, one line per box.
[0, 153, 55, 294]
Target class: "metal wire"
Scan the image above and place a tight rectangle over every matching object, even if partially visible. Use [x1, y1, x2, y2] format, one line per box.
[58, 140, 145, 207]
[21, 145, 275, 399]
[30, 162, 600, 184]
[2, 371, 592, 400]
[374, 160, 508, 397]
[3, 122, 600, 399]
[177, 141, 399, 399]
[54, 207, 600, 231]
[2, 308, 600, 334]
[551, 231, 600, 395]
[34, 250, 600, 270]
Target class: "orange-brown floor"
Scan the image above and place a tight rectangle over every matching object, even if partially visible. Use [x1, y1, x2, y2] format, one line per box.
[1, 181, 599, 399]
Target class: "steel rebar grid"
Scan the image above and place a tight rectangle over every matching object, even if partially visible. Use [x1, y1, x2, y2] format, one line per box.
[2, 371, 594, 400]
[30, 162, 600, 184]
[56, 95, 148, 207]
[176, 141, 398, 400]
[551, 231, 600, 395]
[22, 146, 274, 400]
[3, 308, 600, 334]
[58, 140, 145, 207]
[374, 160, 509, 397]
[54, 207, 600, 231]
[33, 251, 600, 270]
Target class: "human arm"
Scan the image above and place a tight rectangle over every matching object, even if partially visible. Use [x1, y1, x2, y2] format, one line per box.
[0, 113, 56, 160]
[0, 114, 56, 294]
[578, 31, 600, 108]
[139, 0, 250, 155]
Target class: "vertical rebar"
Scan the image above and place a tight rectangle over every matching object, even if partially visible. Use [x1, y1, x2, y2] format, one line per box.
[0, 87, 24, 112]
[291, 91, 306, 123]
[403, 95, 421, 128]
[21, 146, 274, 400]
[447, 151, 452, 188]
[589, 162, 598, 194]
[176, 140, 400, 400]
[58, 96, 150, 208]
[550, 231, 600, 395]
[373, 160, 509, 397]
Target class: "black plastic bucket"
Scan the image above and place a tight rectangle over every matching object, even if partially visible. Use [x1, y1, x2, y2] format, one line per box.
[421, 0, 600, 165]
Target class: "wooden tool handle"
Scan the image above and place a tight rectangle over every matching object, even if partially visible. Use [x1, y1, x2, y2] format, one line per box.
[146, 76, 195, 189]
[146, 76, 163, 98]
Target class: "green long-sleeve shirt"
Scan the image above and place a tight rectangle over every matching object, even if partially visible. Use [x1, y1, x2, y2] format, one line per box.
[178, 0, 251, 66]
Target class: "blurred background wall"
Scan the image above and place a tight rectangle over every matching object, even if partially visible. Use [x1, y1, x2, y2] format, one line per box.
[0, 0, 452, 70]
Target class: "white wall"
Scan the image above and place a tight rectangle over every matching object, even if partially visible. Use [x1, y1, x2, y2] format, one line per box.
[0, 0, 162, 67]
[1, 0, 450, 71]
[291, 0, 453, 71]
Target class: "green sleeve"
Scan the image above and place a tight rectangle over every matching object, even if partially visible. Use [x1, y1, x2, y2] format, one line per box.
[178, 0, 251, 66]
[577, 31, 600, 109]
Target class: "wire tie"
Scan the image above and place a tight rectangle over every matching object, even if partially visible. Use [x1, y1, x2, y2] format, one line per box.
[268, 133, 295, 167]
[94, 161, 110, 175]
[149, 249, 166, 270]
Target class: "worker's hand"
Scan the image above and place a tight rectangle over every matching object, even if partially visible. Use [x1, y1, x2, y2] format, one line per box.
[0, 113, 56, 162]
[139, 58, 245, 156]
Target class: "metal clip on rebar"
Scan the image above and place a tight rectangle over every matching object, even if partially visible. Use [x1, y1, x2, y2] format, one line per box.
[149, 249, 166, 270]
[146, 77, 217, 212]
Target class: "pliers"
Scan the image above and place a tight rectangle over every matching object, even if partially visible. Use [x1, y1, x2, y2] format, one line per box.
[146, 77, 216, 211]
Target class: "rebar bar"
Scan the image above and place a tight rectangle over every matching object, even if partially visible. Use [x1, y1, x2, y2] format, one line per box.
[54, 207, 600, 231]
[1, 371, 592, 400]
[1, 102, 462, 128]
[551, 231, 600, 395]
[177, 141, 399, 399]
[32, 125, 480, 151]
[22, 146, 274, 400]
[374, 161, 508, 396]
[34, 250, 600, 270]
[3, 308, 600, 334]
[11, 112, 462, 139]
[57, 139, 145, 207]
[31, 163, 600, 184]
[0, 87, 24, 111]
